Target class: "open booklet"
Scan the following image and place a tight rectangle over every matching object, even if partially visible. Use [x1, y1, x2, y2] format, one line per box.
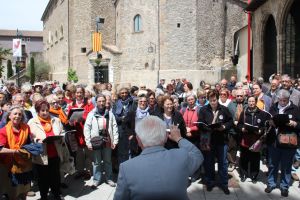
[42, 135, 64, 143]
[244, 123, 259, 132]
[68, 108, 84, 122]
[272, 114, 290, 127]
[194, 121, 222, 129]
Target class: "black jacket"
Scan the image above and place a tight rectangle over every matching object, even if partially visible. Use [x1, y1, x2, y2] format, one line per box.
[152, 109, 187, 149]
[237, 107, 271, 147]
[198, 104, 233, 145]
[266, 102, 300, 147]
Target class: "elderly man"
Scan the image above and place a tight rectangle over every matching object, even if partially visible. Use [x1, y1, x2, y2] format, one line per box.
[266, 78, 280, 104]
[0, 93, 33, 128]
[265, 89, 300, 197]
[279, 74, 300, 107]
[227, 89, 247, 168]
[278, 75, 300, 181]
[114, 116, 203, 200]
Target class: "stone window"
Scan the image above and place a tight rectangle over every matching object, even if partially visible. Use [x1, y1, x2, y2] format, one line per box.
[134, 14, 142, 32]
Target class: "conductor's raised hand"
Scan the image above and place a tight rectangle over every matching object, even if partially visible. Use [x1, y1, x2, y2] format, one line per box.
[168, 124, 182, 143]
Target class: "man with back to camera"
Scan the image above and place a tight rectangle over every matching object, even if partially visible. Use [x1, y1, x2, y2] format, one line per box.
[113, 116, 203, 200]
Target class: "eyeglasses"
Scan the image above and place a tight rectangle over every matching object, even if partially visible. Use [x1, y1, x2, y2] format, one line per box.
[236, 95, 244, 97]
[199, 96, 206, 99]
[220, 93, 227, 96]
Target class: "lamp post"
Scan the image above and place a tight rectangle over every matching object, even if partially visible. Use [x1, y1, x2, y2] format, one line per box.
[16, 29, 22, 87]
[95, 17, 105, 83]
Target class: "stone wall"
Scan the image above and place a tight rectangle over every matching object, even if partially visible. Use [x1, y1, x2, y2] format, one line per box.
[251, 0, 294, 79]
[43, 0, 69, 81]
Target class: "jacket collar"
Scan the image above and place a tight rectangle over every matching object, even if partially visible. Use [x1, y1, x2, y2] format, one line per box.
[141, 145, 166, 155]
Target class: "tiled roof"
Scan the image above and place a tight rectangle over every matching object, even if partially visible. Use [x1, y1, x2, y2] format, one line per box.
[0, 29, 43, 37]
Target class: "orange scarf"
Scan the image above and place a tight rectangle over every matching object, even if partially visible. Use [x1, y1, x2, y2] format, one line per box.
[49, 107, 68, 125]
[38, 116, 52, 132]
[6, 121, 32, 173]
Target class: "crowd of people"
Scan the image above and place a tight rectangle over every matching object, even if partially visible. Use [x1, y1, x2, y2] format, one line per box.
[0, 73, 299, 199]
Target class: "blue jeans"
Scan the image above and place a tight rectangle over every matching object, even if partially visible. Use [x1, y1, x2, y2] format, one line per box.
[92, 147, 112, 185]
[267, 145, 296, 190]
[203, 144, 228, 187]
[291, 147, 300, 173]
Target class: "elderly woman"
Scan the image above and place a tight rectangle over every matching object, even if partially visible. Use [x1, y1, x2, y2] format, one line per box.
[197, 90, 233, 194]
[218, 88, 231, 107]
[84, 94, 118, 188]
[182, 82, 197, 102]
[29, 93, 44, 118]
[153, 96, 186, 149]
[21, 83, 32, 110]
[28, 100, 64, 200]
[0, 106, 32, 200]
[126, 94, 150, 157]
[265, 89, 300, 197]
[237, 96, 271, 183]
[112, 87, 136, 164]
[46, 95, 68, 126]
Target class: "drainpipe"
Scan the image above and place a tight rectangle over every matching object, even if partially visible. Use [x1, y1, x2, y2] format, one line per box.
[247, 0, 251, 81]
[157, 0, 161, 85]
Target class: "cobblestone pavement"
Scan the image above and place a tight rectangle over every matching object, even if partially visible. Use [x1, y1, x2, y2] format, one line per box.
[28, 163, 300, 200]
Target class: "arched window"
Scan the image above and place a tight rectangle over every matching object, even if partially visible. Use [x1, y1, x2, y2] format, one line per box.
[134, 14, 142, 32]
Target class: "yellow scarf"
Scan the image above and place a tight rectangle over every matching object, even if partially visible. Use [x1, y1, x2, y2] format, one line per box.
[49, 107, 68, 125]
[38, 116, 52, 132]
[6, 121, 32, 173]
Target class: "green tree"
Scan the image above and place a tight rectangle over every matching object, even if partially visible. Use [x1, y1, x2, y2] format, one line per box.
[26, 61, 50, 82]
[0, 66, 4, 78]
[29, 57, 35, 84]
[7, 59, 13, 78]
[0, 47, 11, 67]
[68, 68, 79, 83]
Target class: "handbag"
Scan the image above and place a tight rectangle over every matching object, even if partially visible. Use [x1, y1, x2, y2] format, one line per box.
[90, 135, 107, 150]
[249, 139, 263, 152]
[277, 132, 298, 148]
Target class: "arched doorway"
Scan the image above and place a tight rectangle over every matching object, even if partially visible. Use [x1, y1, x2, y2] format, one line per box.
[263, 15, 277, 81]
[283, 0, 300, 78]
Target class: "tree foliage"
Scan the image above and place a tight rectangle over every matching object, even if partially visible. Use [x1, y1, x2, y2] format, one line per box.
[26, 61, 49, 82]
[0, 66, 4, 78]
[29, 57, 35, 84]
[0, 47, 11, 67]
[7, 59, 13, 78]
[68, 68, 79, 83]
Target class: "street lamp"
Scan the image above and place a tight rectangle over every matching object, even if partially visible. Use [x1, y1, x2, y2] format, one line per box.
[94, 17, 105, 83]
[16, 29, 22, 87]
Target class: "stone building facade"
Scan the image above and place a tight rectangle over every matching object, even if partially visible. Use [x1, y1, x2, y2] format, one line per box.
[42, 0, 248, 88]
[0, 29, 43, 81]
[247, 0, 300, 81]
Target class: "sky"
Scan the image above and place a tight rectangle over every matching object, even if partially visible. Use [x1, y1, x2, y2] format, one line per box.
[0, 0, 49, 31]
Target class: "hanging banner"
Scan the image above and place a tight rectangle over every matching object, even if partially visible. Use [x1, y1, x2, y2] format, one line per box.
[12, 39, 22, 57]
[92, 32, 102, 52]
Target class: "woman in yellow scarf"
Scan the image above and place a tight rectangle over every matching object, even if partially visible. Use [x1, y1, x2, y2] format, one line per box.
[0, 105, 32, 200]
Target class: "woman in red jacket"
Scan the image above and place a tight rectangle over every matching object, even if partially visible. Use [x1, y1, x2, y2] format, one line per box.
[67, 85, 94, 179]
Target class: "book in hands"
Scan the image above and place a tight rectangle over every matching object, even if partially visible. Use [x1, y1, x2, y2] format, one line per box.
[272, 114, 289, 127]
[42, 135, 64, 143]
[194, 122, 222, 129]
[68, 108, 84, 122]
[244, 123, 259, 133]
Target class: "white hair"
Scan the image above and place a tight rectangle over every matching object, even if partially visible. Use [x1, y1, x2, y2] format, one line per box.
[277, 89, 290, 99]
[135, 116, 167, 147]
[21, 83, 32, 93]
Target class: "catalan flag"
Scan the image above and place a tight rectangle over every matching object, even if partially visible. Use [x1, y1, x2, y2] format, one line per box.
[92, 32, 102, 52]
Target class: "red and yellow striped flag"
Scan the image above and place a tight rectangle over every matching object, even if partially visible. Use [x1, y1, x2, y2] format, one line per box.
[92, 32, 102, 52]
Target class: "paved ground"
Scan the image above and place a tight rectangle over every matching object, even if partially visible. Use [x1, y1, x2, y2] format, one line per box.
[28, 163, 300, 200]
